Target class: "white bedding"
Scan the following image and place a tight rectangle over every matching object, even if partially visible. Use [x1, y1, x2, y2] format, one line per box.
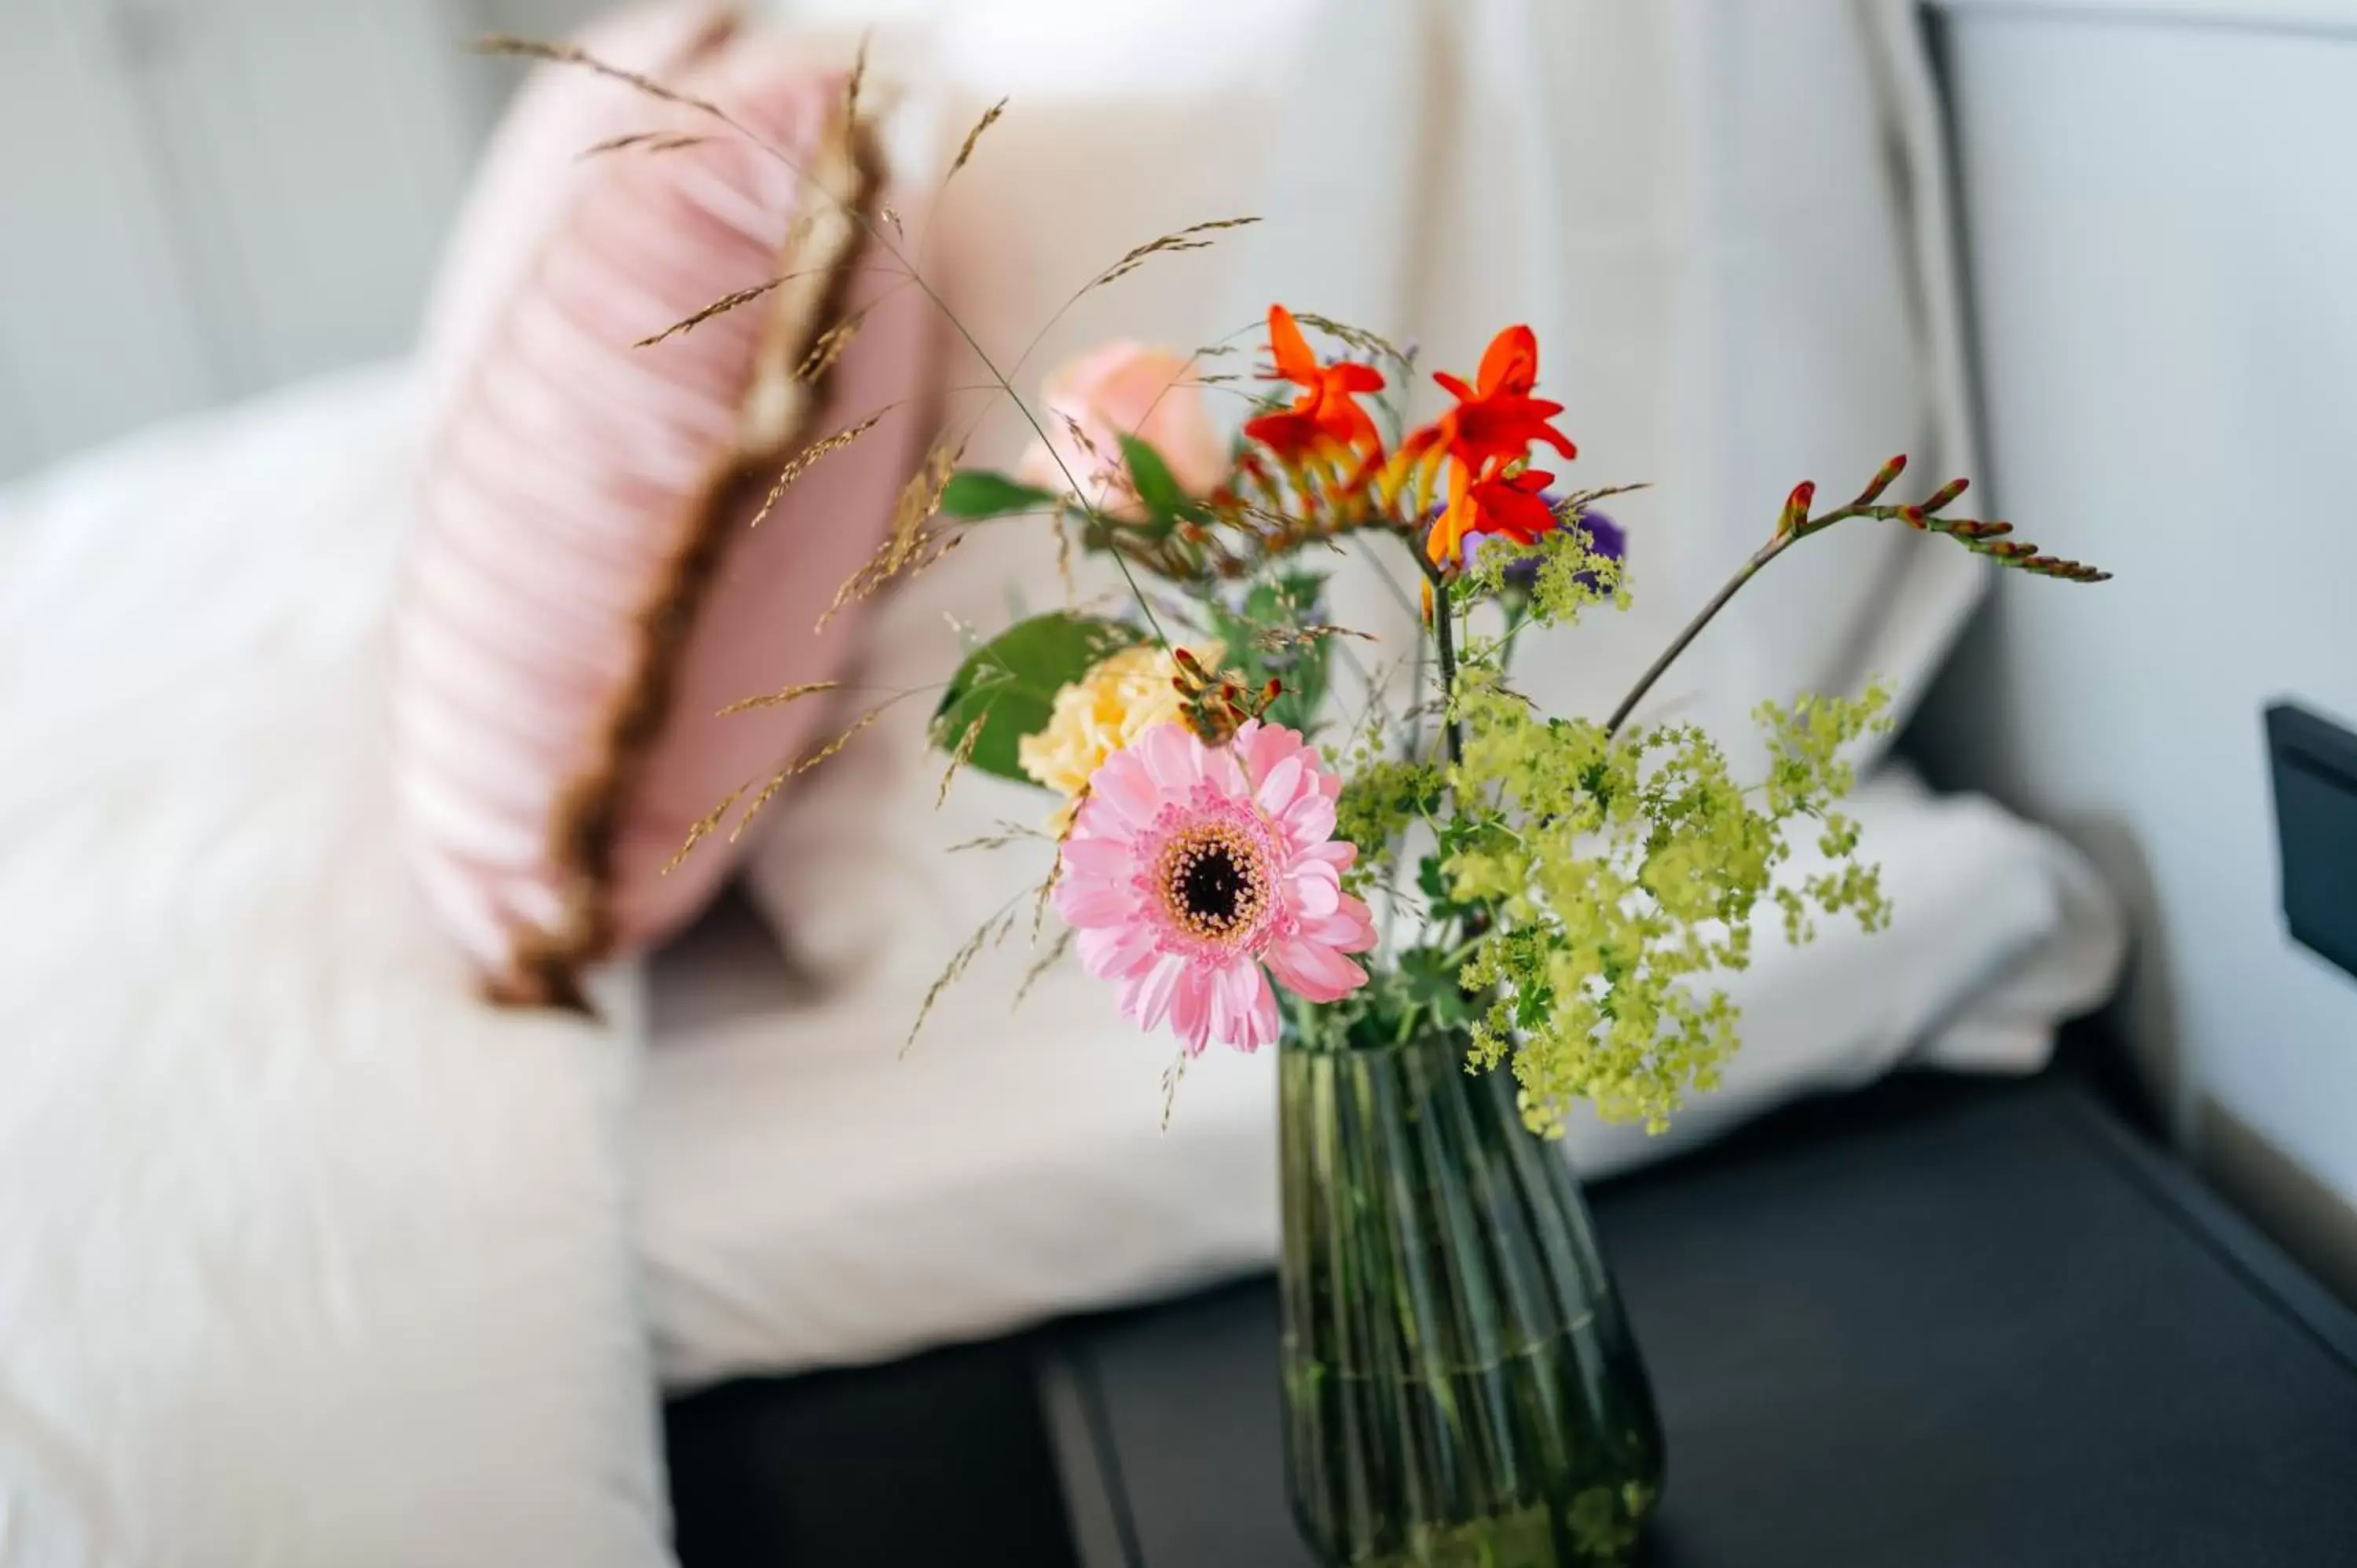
[0, 370, 672, 1568]
[649, 756, 2121, 1387]
[0, 343, 2124, 1518]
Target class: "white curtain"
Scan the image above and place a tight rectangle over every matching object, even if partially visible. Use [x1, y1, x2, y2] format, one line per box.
[765, 0, 1984, 760]
[1225, 0, 1984, 771]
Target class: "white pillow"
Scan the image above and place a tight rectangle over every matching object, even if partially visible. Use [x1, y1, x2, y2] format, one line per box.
[0, 370, 671, 1567]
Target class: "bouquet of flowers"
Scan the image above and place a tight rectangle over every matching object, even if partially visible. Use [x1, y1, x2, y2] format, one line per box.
[874, 303, 2110, 1136]
[513, 42, 2117, 1556]
[484, 31, 2107, 1141]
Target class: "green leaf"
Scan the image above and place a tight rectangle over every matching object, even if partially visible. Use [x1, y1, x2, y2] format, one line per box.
[1203, 570, 1332, 737]
[1416, 852, 1483, 929]
[929, 611, 1146, 784]
[1398, 946, 1475, 1028]
[1118, 434, 1204, 530]
[940, 470, 1061, 520]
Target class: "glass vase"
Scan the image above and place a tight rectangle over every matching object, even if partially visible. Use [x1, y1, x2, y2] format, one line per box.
[1277, 1031, 1664, 1567]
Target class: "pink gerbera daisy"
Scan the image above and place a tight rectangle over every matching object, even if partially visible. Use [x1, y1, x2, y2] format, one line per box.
[1054, 719, 1378, 1055]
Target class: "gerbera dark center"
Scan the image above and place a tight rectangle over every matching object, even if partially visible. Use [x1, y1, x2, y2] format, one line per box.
[1157, 822, 1271, 943]
[1181, 847, 1247, 925]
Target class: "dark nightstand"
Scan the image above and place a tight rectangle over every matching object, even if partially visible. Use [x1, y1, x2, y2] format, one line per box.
[1039, 1076, 2357, 1567]
[669, 1072, 2357, 1566]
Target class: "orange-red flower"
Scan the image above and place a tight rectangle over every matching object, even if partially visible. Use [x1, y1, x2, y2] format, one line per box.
[1402, 324, 1580, 566]
[1428, 465, 1558, 567]
[1243, 305, 1386, 466]
[1403, 324, 1577, 478]
[1436, 321, 1540, 401]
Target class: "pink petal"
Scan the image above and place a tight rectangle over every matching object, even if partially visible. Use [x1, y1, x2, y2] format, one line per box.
[1087, 348, 1230, 497]
[1234, 720, 1293, 781]
[1060, 836, 1131, 877]
[1281, 792, 1336, 848]
[1199, 736, 1247, 797]
[1168, 963, 1215, 1056]
[1055, 881, 1135, 929]
[1137, 721, 1200, 788]
[1206, 964, 1240, 1048]
[1300, 894, 1379, 953]
[1285, 860, 1340, 918]
[1121, 952, 1186, 1033]
[1077, 922, 1158, 981]
[1266, 936, 1369, 1003]
[1016, 438, 1069, 494]
[1204, 960, 1277, 1053]
[1087, 748, 1164, 832]
[1255, 753, 1304, 817]
[1234, 965, 1280, 1053]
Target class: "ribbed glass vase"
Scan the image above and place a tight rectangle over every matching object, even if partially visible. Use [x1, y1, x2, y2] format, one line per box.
[1277, 1031, 1664, 1567]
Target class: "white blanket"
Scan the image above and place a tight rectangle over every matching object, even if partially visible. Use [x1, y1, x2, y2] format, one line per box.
[0, 370, 671, 1568]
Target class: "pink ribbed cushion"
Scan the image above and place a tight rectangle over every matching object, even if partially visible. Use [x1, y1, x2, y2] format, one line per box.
[395, 11, 928, 1006]
[420, 2, 738, 407]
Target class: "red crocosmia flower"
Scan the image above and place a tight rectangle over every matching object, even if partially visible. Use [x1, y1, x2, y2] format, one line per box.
[1447, 394, 1578, 470]
[1427, 465, 1558, 566]
[1402, 324, 1578, 477]
[1401, 324, 1579, 566]
[1238, 409, 1329, 468]
[1468, 467, 1559, 544]
[1243, 305, 1386, 463]
[1435, 321, 1540, 401]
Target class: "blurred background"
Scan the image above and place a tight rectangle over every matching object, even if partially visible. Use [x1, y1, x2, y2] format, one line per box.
[7, 0, 2348, 1291]
[4, 0, 2355, 1559]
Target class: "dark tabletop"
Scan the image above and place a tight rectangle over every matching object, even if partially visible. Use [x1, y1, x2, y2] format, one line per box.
[669, 1072, 2357, 1567]
[1047, 1076, 2357, 1568]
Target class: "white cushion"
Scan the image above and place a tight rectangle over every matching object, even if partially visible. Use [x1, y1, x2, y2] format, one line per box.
[0, 371, 672, 1567]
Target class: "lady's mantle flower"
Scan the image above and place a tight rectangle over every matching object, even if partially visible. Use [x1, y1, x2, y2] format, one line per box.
[1020, 642, 1224, 825]
[1054, 721, 1376, 1055]
[1468, 505, 1627, 596]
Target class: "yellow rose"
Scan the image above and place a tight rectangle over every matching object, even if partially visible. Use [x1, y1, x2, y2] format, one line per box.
[1019, 641, 1222, 823]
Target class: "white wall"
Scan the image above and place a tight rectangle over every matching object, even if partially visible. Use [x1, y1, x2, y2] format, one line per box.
[0, 0, 607, 481]
[0, 0, 1327, 484]
[1917, 0, 2357, 1280]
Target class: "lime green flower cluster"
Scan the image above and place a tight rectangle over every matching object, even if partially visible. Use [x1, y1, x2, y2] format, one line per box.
[1330, 754, 1443, 899]
[1318, 514, 1897, 1133]
[1453, 511, 1629, 625]
[1444, 672, 1893, 1136]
